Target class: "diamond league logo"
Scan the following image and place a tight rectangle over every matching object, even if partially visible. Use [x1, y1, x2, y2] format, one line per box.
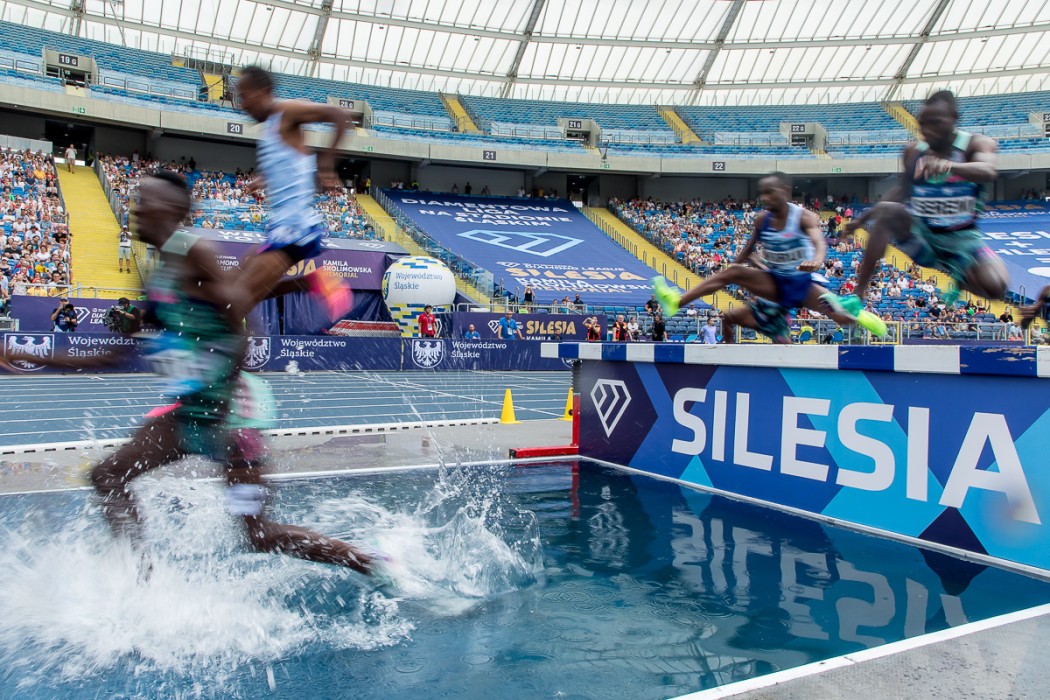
[74, 306, 91, 325]
[458, 230, 583, 258]
[487, 319, 501, 335]
[243, 336, 271, 370]
[590, 379, 631, 437]
[411, 339, 445, 368]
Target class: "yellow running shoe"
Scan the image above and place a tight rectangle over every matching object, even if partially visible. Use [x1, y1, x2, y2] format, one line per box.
[651, 276, 681, 317]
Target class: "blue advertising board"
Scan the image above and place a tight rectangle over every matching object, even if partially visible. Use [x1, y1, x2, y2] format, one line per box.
[382, 190, 658, 305]
[978, 202, 1050, 299]
[402, 338, 570, 371]
[0, 334, 570, 374]
[553, 343, 1050, 572]
[450, 312, 606, 340]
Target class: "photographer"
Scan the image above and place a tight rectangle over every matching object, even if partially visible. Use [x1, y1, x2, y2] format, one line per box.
[51, 296, 77, 333]
[105, 297, 142, 334]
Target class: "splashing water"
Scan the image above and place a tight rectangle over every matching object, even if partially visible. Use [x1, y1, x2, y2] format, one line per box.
[0, 463, 543, 693]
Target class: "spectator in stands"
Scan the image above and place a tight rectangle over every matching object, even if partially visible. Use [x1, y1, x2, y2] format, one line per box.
[650, 313, 666, 342]
[464, 182, 472, 195]
[64, 144, 76, 173]
[584, 317, 601, 342]
[118, 224, 133, 273]
[481, 185, 491, 196]
[523, 284, 535, 308]
[451, 183, 459, 194]
[417, 305, 437, 338]
[627, 315, 640, 341]
[612, 315, 629, 341]
[701, 317, 718, 344]
[573, 293, 584, 310]
[645, 294, 659, 316]
[997, 307, 1014, 340]
[463, 324, 480, 340]
[51, 297, 77, 333]
[498, 309, 523, 340]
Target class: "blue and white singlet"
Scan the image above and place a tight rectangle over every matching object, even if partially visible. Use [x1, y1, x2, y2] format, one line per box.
[257, 109, 324, 247]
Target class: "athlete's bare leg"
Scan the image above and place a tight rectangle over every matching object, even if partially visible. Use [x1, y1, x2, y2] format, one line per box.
[89, 413, 184, 542]
[225, 430, 376, 575]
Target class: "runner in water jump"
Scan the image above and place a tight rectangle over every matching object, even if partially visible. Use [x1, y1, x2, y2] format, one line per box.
[822, 90, 1008, 318]
[3, 174, 380, 576]
[233, 65, 360, 321]
[652, 172, 885, 343]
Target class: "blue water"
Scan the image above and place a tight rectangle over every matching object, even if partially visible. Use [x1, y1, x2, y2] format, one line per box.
[1, 459, 1048, 699]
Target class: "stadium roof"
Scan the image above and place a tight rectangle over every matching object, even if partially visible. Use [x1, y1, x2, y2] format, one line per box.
[2, 0, 1050, 105]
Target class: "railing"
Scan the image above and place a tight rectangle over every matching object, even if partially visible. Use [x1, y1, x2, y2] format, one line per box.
[713, 132, 789, 146]
[490, 122, 564, 140]
[370, 188, 496, 299]
[98, 74, 197, 100]
[11, 283, 141, 299]
[370, 112, 454, 132]
[601, 130, 678, 145]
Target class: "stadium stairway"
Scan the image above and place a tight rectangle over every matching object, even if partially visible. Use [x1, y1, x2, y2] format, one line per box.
[355, 194, 495, 306]
[440, 93, 481, 133]
[882, 101, 921, 138]
[57, 168, 141, 298]
[201, 71, 225, 101]
[658, 108, 702, 144]
[584, 207, 736, 314]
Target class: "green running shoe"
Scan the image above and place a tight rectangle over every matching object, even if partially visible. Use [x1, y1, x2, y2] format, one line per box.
[820, 292, 888, 339]
[651, 276, 681, 317]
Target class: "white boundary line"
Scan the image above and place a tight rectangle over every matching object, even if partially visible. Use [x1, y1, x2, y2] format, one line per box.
[0, 418, 501, 455]
[0, 454, 571, 497]
[671, 602, 1050, 700]
[583, 455, 1050, 582]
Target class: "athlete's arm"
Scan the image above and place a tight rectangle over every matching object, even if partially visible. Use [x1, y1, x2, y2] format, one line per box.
[280, 101, 360, 188]
[1021, 284, 1050, 324]
[916, 134, 998, 183]
[798, 209, 826, 272]
[732, 214, 763, 265]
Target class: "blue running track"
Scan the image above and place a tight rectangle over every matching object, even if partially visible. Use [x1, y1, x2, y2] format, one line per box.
[0, 370, 571, 447]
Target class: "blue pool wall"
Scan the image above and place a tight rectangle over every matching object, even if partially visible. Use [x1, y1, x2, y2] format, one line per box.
[542, 343, 1050, 572]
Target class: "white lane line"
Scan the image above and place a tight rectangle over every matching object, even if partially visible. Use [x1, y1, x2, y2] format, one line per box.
[0, 417, 505, 455]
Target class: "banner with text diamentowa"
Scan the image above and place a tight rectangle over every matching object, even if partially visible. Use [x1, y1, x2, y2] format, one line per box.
[383, 190, 656, 305]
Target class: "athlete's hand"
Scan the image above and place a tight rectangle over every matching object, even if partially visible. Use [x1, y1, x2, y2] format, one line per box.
[247, 177, 266, 195]
[318, 169, 342, 191]
[798, 258, 822, 273]
[915, 155, 951, 180]
[842, 220, 863, 237]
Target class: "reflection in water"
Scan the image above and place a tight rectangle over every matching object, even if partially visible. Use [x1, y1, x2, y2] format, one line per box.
[0, 460, 1047, 700]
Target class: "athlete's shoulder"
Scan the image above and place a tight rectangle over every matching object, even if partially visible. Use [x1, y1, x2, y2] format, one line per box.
[968, 132, 999, 153]
[798, 207, 821, 226]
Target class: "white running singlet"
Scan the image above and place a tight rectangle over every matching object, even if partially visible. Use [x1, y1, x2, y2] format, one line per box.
[257, 109, 323, 246]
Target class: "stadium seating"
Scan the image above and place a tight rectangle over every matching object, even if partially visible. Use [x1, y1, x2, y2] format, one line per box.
[0, 145, 72, 302]
[98, 157, 375, 239]
[0, 21, 198, 93]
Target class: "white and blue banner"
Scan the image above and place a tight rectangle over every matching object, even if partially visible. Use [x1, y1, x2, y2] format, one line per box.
[979, 201, 1050, 299]
[550, 343, 1050, 572]
[383, 190, 658, 305]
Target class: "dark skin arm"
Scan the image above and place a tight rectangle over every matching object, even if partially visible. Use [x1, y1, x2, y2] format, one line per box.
[1021, 284, 1050, 326]
[278, 100, 360, 189]
[798, 209, 826, 273]
[733, 213, 764, 266]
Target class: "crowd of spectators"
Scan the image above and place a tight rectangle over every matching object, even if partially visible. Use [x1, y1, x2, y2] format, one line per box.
[0, 147, 72, 306]
[97, 154, 376, 239]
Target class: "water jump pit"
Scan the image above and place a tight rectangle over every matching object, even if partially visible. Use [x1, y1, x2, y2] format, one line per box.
[2, 457, 1049, 699]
